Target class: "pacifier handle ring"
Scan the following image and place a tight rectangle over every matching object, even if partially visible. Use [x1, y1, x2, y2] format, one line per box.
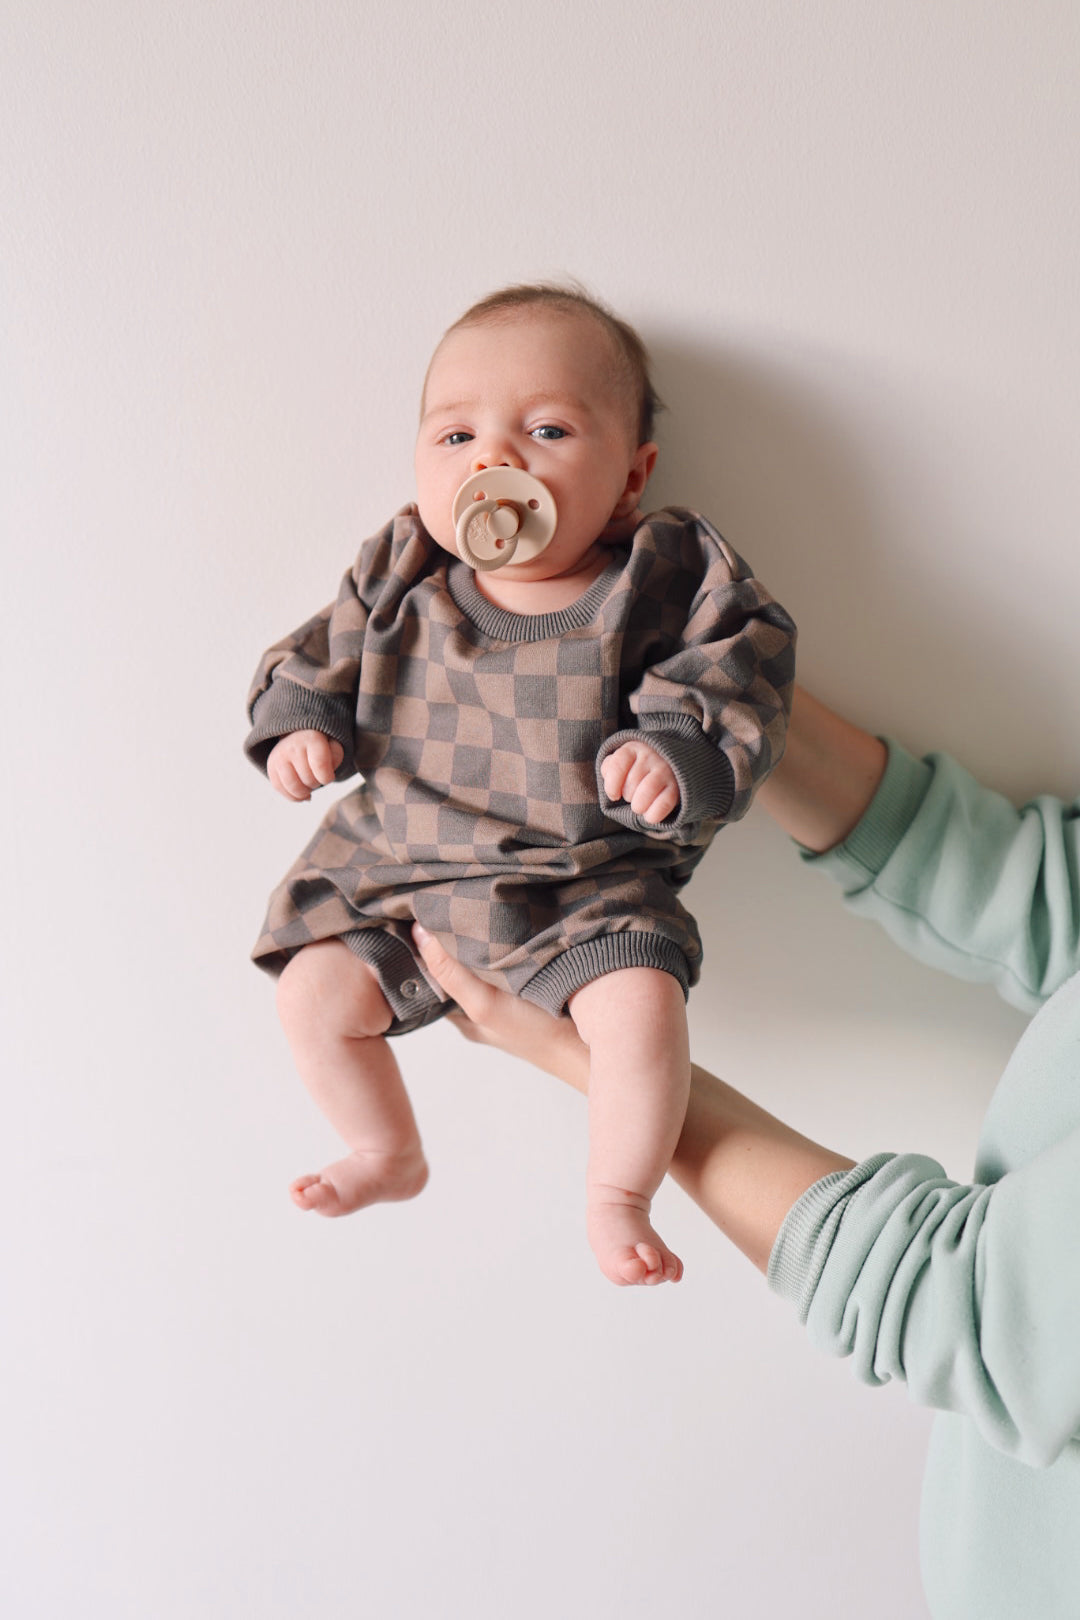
[457, 505, 520, 572]
[451, 466, 557, 572]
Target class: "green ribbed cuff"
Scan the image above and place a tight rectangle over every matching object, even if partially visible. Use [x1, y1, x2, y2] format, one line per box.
[767, 1153, 896, 1317]
[799, 739, 934, 882]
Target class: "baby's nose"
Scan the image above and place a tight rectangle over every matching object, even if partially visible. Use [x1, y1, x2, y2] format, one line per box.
[470, 446, 525, 474]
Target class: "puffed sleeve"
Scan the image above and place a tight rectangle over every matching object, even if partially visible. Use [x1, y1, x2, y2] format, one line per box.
[595, 510, 796, 841]
[768, 1140, 1080, 1467]
[242, 513, 410, 779]
[805, 742, 1080, 1011]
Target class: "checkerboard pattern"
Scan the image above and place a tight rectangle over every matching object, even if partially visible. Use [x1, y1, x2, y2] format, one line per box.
[245, 506, 795, 1020]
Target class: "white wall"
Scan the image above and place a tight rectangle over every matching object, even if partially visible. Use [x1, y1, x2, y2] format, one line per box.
[5, 4, 1079, 1617]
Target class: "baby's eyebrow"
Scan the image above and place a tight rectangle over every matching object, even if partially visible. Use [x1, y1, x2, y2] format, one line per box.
[421, 391, 595, 426]
[419, 399, 474, 423]
[516, 391, 593, 414]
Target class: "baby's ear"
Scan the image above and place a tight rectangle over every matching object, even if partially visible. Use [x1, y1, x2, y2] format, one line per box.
[613, 441, 658, 515]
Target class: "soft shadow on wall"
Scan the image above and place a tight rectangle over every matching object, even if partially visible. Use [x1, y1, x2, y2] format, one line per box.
[645, 335, 1076, 798]
[641, 336, 1034, 1073]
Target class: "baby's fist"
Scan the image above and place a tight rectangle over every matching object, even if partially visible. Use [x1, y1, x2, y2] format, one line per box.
[600, 740, 680, 825]
[267, 731, 344, 801]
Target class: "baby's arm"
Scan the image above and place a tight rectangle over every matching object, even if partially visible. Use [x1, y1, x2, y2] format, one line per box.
[596, 513, 796, 840]
[243, 522, 398, 781]
[267, 730, 346, 802]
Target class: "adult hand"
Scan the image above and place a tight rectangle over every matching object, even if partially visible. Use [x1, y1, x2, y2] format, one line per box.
[411, 924, 590, 1093]
[267, 730, 345, 802]
[412, 920, 854, 1273]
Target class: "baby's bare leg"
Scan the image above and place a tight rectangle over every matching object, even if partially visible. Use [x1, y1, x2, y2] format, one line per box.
[275, 940, 428, 1216]
[569, 968, 690, 1286]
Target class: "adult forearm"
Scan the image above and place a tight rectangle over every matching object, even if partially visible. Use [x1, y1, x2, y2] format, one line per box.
[411, 933, 855, 1276]
[757, 686, 887, 854]
[669, 1066, 854, 1272]
[501, 1038, 854, 1274]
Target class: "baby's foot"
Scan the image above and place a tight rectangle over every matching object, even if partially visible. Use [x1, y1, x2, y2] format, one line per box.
[587, 1192, 684, 1286]
[290, 1144, 429, 1217]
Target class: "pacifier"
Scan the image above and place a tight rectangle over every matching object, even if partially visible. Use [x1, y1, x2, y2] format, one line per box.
[451, 467, 558, 572]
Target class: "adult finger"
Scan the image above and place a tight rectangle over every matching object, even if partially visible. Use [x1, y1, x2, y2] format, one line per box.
[412, 924, 496, 1023]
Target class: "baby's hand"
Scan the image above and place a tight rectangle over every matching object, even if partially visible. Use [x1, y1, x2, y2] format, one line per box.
[267, 731, 345, 801]
[600, 740, 680, 825]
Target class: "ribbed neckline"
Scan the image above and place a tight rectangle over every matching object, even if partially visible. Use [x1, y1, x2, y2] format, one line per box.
[446, 556, 626, 642]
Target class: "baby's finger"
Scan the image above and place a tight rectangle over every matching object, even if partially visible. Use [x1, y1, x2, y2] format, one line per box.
[619, 751, 657, 802]
[630, 769, 672, 817]
[308, 735, 342, 786]
[292, 753, 321, 791]
[600, 746, 632, 801]
[637, 780, 680, 824]
[274, 758, 312, 801]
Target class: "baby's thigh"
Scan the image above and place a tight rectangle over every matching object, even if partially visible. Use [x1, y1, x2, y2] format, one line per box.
[275, 940, 393, 1041]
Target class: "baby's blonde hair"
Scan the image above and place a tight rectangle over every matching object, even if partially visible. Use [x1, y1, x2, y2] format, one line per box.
[438, 282, 662, 446]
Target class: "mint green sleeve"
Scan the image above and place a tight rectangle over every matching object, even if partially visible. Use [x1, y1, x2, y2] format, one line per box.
[768, 1142, 1080, 1466]
[804, 742, 1080, 1013]
[767, 743, 1080, 1465]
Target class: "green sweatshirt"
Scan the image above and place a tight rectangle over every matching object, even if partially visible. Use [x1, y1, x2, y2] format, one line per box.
[767, 742, 1080, 1618]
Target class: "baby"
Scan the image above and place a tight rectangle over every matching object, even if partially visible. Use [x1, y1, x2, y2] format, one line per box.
[245, 284, 795, 1285]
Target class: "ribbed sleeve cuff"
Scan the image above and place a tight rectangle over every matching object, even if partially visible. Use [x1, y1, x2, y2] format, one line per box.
[767, 1153, 896, 1317]
[799, 739, 934, 883]
[595, 713, 735, 837]
[244, 684, 355, 777]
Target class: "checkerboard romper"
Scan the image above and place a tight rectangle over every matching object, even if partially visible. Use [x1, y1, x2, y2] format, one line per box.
[245, 506, 796, 1033]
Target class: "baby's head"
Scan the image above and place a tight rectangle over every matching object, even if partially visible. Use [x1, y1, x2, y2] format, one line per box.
[415, 284, 661, 579]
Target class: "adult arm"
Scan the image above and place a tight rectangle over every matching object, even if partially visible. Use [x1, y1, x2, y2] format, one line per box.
[769, 1124, 1080, 1466]
[761, 686, 1080, 1009]
[415, 926, 1080, 1464]
[411, 924, 854, 1272]
[753, 685, 888, 852]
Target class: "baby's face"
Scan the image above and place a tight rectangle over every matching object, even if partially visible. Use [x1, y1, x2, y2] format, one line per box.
[415, 310, 656, 581]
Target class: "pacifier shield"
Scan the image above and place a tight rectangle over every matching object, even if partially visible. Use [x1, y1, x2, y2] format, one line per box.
[451, 467, 557, 572]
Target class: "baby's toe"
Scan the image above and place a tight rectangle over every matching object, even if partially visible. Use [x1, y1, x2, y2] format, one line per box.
[289, 1174, 336, 1213]
[637, 1242, 683, 1285]
[614, 1248, 651, 1285]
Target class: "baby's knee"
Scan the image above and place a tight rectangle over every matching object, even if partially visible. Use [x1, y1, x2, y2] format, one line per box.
[276, 941, 392, 1041]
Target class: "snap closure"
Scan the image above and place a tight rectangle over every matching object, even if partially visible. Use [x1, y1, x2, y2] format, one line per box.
[400, 978, 420, 999]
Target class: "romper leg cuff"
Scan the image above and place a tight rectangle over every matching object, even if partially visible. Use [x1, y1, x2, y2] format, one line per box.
[340, 928, 451, 1036]
[521, 933, 691, 1016]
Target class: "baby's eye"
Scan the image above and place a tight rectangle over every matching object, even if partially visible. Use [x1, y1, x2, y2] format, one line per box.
[531, 425, 567, 441]
[442, 431, 474, 446]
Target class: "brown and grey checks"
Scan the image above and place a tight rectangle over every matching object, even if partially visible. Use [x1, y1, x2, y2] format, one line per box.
[245, 506, 795, 1030]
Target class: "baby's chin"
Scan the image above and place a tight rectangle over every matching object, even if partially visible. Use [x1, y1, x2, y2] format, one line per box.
[422, 522, 566, 580]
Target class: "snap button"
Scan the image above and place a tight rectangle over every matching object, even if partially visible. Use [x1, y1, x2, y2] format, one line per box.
[400, 978, 420, 999]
